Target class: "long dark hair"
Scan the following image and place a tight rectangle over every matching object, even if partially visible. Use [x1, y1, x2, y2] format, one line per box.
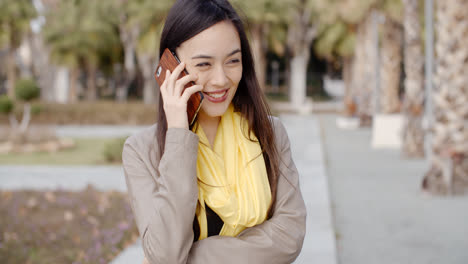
[156, 0, 279, 218]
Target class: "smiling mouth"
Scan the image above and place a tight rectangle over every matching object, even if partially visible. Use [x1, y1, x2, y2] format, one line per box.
[203, 89, 228, 99]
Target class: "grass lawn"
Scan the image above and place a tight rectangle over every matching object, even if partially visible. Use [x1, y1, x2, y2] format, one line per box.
[0, 187, 138, 264]
[0, 138, 123, 165]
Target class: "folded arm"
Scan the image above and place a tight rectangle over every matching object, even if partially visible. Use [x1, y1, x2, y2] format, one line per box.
[187, 120, 307, 264]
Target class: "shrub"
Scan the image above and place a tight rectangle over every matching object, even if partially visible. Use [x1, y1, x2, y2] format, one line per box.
[31, 104, 43, 115]
[15, 79, 40, 101]
[0, 95, 13, 114]
[103, 137, 127, 163]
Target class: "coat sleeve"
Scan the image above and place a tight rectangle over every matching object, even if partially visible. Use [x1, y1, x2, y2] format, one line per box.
[122, 127, 199, 264]
[187, 119, 307, 264]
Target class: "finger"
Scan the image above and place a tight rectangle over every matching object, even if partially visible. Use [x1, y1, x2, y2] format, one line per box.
[160, 70, 170, 98]
[168, 62, 186, 93]
[181, 84, 204, 102]
[174, 74, 198, 97]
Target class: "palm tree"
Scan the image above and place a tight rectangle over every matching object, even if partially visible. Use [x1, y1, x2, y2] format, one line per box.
[313, 21, 351, 67]
[313, 19, 355, 115]
[99, 0, 140, 102]
[422, 0, 468, 195]
[42, 0, 82, 102]
[401, 0, 425, 157]
[43, 0, 119, 102]
[379, 17, 403, 114]
[127, 0, 172, 104]
[311, 0, 376, 117]
[338, 0, 404, 124]
[286, 0, 320, 111]
[337, 33, 357, 116]
[231, 0, 292, 92]
[330, 0, 379, 124]
[351, 12, 376, 125]
[379, 0, 404, 114]
[0, 0, 37, 99]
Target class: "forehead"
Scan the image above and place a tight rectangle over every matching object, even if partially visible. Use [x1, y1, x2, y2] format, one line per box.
[177, 21, 241, 57]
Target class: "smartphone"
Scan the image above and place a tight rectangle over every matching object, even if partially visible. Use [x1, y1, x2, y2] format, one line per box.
[154, 48, 204, 126]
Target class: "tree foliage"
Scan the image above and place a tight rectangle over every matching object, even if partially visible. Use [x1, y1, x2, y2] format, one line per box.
[0, 0, 37, 49]
[43, 0, 120, 71]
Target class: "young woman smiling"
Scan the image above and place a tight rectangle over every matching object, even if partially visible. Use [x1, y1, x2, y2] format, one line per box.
[122, 0, 306, 263]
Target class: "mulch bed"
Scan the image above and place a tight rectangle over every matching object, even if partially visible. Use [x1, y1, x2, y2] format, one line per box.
[0, 186, 139, 264]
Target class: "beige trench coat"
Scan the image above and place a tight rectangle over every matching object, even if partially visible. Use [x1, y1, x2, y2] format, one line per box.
[122, 116, 307, 264]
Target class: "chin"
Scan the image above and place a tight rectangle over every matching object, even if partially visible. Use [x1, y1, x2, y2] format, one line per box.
[199, 102, 230, 118]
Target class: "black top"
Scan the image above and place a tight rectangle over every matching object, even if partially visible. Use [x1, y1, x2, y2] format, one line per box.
[193, 205, 224, 242]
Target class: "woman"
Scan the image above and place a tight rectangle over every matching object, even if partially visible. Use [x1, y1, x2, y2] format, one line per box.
[122, 0, 306, 263]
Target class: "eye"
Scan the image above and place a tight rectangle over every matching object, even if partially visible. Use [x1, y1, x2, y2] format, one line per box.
[195, 62, 211, 67]
[228, 59, 240, 64]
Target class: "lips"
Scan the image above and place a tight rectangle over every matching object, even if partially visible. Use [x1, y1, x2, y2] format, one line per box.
[203, 89, 229, 102]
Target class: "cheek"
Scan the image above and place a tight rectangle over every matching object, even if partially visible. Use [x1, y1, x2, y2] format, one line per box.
[185, 65, 197, 76]
[185, 65, 208, 85]
[196, 73, 210, 87]
[228, 66, 243, 85]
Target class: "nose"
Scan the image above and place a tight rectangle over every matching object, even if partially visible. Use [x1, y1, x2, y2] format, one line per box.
[210, 65, 229, 88]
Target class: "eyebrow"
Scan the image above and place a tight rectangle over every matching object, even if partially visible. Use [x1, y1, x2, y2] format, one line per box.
[191, 48, 241, 59]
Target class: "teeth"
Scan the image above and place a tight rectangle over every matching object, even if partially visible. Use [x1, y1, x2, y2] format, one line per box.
[209, 93, 224, 98]
[206, 91, 226, 98]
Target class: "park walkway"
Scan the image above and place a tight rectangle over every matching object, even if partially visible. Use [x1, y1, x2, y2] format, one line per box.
[0, 115, 337, 264]
[319, 114, 468, 264]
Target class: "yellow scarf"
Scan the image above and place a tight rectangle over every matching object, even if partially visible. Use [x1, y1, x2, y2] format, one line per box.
[193, 104, 271, 240]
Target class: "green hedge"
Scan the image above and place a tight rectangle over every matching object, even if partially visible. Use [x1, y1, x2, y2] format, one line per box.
[15, 79, 40, 101]
[0, 95, 13, 114]
[102, 137, 127, 163]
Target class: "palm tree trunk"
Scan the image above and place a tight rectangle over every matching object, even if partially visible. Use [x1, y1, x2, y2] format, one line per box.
[30, 32, 55, 102]
[115, 46, 136, 102]
[286, 1, 317, 111]
[116, 25, 139, 102]
[250, 23, 267, 92]
[352, 13, 375, 125]
[137, 52, 157, 105]
[289, 49, 309, 107]
[401, 0, 425, 157]
[343, 56, 357, 116]
[380, 18, 403, 114]
[6, 48, 17, 99]
[422, 0, 468, 195]
[69, 67, 79, 103]
[86, 64, 97, 101]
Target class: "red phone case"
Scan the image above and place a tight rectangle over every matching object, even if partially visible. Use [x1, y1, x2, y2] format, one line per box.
[154, 48, 204, 126]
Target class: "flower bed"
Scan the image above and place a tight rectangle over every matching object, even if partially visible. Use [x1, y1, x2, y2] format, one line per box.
[0, 186, 139, 264]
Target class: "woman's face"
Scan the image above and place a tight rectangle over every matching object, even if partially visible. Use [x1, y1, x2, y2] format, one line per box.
[176, 21, 242, 120]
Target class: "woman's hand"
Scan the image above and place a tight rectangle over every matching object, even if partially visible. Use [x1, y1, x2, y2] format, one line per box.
[160, 62, 204, 130]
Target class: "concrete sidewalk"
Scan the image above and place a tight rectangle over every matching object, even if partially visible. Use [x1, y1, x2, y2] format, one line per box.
[0, 165, 126, 191]
[55, 125, 148, 138]
[319, 114, 468, 264]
